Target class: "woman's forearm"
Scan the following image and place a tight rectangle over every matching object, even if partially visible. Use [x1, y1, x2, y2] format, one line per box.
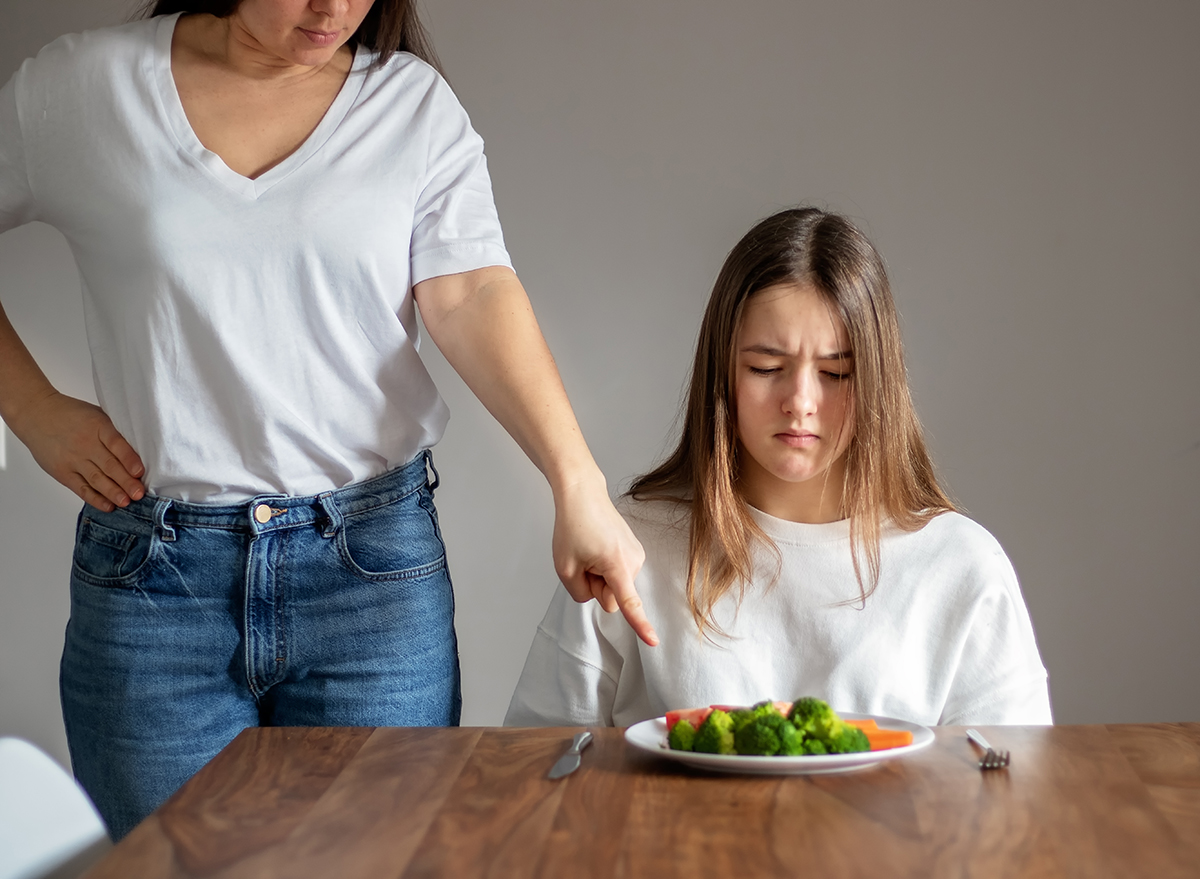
[0, 299, 145, 510]
[0, 301, 59, 437]
[414, 266, 658, 645]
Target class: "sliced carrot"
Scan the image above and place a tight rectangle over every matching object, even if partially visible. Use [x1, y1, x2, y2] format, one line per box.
[846, 718, 880, 731]
[844, 718, 912, 749]
[863, 728, 914, 751]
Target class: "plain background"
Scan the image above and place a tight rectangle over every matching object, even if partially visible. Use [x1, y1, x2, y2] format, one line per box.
[1, 0, 1197, 770]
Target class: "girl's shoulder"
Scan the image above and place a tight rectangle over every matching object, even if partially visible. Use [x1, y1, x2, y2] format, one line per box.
[613, 494, 695, 574]
[615, 493, 690, 536]
[885, 511, 1020, 593]
[902, 510, 1007, 553]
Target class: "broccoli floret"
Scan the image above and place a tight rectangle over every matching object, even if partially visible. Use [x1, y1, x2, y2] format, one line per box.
[749, 701, 783, 721]
[668, 719, 697, 751]
[789, 697, 871, 754]
[826, 725, 871, 754]
[734, 709, 796, 756]
[693, 709, 736, 755]
[684, 698, 864, 758]
[734, 718, 783, 756]
[777, 721, 806, 756]
[729, 709, 756, 732]
[789, 697, 845, 741]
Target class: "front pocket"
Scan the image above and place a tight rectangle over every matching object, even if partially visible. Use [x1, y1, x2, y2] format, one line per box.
[72, 515, 154, 584]
[336, 489, 446, 580]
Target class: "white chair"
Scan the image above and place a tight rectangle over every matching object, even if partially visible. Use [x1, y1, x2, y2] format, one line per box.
[0, 738, 110, 879]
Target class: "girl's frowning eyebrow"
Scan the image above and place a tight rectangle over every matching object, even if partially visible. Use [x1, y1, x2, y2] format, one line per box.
[740, 344, 854, 360]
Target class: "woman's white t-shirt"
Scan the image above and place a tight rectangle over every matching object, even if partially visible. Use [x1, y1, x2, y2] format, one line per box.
[0, 14, 512, 502]
[506, 499, 1053, 727]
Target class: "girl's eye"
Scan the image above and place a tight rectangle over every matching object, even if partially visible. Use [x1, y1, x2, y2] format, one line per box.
[822, 371, 852, 381]
[748, 366, 780, 376]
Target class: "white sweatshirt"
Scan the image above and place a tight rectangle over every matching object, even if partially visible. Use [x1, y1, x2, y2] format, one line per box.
[0, 15, 511, 501]
[506, 499, 1052, 727]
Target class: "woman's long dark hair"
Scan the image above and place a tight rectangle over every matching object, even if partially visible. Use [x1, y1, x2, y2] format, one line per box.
[136, 0, 441, 72]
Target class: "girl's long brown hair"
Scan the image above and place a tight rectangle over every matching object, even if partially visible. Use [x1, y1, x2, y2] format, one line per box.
[629, 207, 956, 635]
[136, 0, 442, 73]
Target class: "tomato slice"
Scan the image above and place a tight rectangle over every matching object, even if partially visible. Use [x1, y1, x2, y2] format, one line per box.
[664, 707, 713, 729]
[709, 701, 793, 715]
[666, 701, 793, 728]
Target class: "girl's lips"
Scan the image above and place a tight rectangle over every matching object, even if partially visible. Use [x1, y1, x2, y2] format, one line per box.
[777, 431, 818, 448]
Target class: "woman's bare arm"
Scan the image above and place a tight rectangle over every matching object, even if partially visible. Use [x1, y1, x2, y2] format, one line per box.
[414, 266, 658, 647]
[0, 301, 144, 511]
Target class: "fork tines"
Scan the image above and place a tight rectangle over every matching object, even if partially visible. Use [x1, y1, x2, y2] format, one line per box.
[979, 748, 1010, 770]
[966, 729, 1011, 770]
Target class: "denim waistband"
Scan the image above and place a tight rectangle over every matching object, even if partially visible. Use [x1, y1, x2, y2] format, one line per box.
[110, 451, 438, 539]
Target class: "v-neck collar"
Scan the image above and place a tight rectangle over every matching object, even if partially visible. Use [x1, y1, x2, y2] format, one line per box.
[153, 12, 368, 200]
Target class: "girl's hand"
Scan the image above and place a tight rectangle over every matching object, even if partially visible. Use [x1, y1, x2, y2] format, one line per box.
[15, 391, 146, 512]
[552, 475, 659, 647]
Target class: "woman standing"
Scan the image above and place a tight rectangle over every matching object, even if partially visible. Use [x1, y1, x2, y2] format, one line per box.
[0, 0, 656, 838]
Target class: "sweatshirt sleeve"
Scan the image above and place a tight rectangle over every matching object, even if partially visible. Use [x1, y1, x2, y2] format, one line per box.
[0, 69, 37, 234]
[939, 546, 1053, 726]
[504, 586, 624, 727]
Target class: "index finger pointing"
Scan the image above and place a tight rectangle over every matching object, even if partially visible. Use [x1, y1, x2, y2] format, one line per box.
[604, 573, 659, 647]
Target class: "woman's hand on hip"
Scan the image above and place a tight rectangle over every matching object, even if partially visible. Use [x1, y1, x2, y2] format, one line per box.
[17, 391, 146, 512]
[552, 474, 658, 647]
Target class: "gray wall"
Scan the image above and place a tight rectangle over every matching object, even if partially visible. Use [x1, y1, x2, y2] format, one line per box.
[2, 0, 1197, 770]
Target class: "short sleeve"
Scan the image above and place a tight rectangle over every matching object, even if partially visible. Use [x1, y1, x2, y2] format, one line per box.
[408, 77, 512, 284]
[0, 69, 37, 234]
[940, 550, 1053, 726]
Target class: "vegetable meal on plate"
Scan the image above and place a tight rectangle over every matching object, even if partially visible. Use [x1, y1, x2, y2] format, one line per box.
[665, 697, 914, 756]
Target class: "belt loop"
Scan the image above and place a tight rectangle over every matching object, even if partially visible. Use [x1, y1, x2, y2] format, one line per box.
[153, 498, 176, 542]
[424, 449, 440, 492]
[317, 492, 342, 539]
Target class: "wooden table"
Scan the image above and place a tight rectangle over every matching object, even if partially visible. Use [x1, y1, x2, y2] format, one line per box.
[84, 723, 1200, 878]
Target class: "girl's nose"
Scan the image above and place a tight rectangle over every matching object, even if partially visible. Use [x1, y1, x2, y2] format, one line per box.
[782, 370, 817, 416]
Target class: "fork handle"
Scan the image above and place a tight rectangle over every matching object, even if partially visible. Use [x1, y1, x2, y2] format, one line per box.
[966, 728, 994, 751]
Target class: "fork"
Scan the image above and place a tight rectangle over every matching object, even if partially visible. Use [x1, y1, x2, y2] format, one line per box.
[966, 729, 1011, 770]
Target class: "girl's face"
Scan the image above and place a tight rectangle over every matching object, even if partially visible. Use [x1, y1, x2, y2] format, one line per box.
[230, 0, 376, 67]
[733, 283, 855, 523]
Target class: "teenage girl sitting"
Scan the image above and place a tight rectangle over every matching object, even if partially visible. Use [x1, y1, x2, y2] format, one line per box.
[506, 207, 1051, 728]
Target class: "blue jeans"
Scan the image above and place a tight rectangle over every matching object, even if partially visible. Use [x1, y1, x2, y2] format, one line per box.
[60, 451, 460, 840]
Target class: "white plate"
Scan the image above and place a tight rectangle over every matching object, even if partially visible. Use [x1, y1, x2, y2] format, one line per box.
[624, 712, 934, 775]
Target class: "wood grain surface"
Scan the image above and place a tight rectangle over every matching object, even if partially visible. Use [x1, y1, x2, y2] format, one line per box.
[83, 723, 1200, 879]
